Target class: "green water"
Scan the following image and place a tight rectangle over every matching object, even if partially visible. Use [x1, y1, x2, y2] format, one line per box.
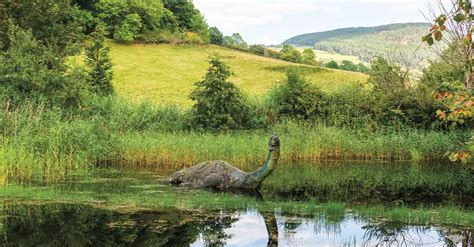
[2, 161, 474, 246]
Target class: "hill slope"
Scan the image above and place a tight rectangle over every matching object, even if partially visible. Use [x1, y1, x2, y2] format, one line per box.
[107, 43, 368, 106]
[284, 23, 435, 65]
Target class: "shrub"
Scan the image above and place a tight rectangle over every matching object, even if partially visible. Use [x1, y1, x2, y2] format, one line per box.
[113, 13, 142, 42]
[0, 23, 87, 107]
[209, 26, 224, 45]
[267, 70, 326, 120]
[279, 45, 302, 63]
[85, 25, 114, 96]
[325, 61, 339, 69]
[301, 48, 316, 65]
[190, 55, 258, 131]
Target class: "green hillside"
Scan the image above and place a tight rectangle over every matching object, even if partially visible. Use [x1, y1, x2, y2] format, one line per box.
[107, 43, 368, 106]
[284, 23, 436, 65]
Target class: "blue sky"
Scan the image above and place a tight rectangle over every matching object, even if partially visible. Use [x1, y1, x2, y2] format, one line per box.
[194, 0, 453, 45]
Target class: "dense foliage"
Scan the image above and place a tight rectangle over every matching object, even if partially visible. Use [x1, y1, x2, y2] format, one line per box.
[0, 23, 87, 107]
[189, 56, 259, 131]
[267, 70, 325, 120]
[85, 26, 114, 96]
[324, 60, 369, 73]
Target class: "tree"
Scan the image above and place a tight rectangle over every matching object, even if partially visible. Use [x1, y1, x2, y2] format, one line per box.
[85, 25, 114, 96]
[368, 57, 409, 98]
[423, 0, 473, 163]
[279, 45, 302, 63]
[423, 0, 472, 89]
[268, 70, 326, 120]
[357, 63, 369, 73]
[209, 27, 223, 45]
[325, 61, 339, 69]
[164, 0, 198, 31]
[224, 33, 247, 49]
[190, 56, 256, 131]
[301, 48, 316, 65]
[0, 0, 85, 56]
[0, 23, 87, 107]
[113, 13, 142, 42]
[340, 60, 358, 71]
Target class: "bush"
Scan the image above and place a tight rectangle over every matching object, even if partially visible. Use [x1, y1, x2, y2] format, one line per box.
[279, 45, 302, 63]
[85, 25, 114, 96]
[325, 61, 339, 69]
[189, 56, 259, 131]
[267, 70, 326, 120]
[209, 26, 224, 45]
[301, 48, 316, 65]
[113, 13, 142, 42]
[184, 32, 206, 45]
[0, 23, 87, 107]
[368, 57, 442, 129]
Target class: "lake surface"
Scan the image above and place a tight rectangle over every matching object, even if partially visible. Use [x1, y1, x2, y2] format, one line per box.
[1, 164, 473, 246]
[0, 202, 472, 246]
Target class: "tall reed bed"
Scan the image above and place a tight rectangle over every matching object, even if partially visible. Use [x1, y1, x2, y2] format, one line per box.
[0, 98, 469, 184]
[118, 123, 467, 170]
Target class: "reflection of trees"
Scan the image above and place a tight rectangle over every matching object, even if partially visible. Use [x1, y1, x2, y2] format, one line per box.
[0, 203, 237, 246]
[362, 222, 473, 247]
[438, 227, 473, 247]
[198, 213, 236, 246]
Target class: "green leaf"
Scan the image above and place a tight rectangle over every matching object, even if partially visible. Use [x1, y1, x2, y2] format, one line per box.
[453, 13, 466, 22]
[422, 35, 434, 46]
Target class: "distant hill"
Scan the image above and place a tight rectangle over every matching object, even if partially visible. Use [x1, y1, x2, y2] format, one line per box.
[283, 23, 436, 66]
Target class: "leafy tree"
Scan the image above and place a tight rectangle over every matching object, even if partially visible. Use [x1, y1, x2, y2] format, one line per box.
[224, 33, 247, 49]
[423, 0, 473, 163]
[0, 23, 87, 107]
[86, 25, 114, 96]
[163, 0, 209, 40]
[190, 56, 256, 131]
[340, 60, 358, 71]
[249, 45, 265, 55]
[301, 48, 316, 65]
[357, 63, 369, 73]
[163, 0, 198, 31]
[368, 57, 408, 98]
[0, 0, 84, 56]
[113, 13, 142, 42]
[280, 45, 302, 63]
[268, 70, 326, 120]
[209, 27, 224, 45]
[325, 61, 339, 69]
[423, 0, 472, 89]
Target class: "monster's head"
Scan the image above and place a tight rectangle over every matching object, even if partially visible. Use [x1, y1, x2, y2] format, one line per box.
[268, 133, 280, 151]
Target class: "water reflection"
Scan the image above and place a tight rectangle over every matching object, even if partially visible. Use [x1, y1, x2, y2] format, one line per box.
[0, 203, 471, 247]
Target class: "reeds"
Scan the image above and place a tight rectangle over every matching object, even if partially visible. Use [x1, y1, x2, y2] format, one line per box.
[0, 98, 469, 184]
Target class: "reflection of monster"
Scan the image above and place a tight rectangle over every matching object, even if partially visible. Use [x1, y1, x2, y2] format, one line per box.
[264, 213, 278, 247]
[169, 134, 280, 189]
[0, 203, 238, 247]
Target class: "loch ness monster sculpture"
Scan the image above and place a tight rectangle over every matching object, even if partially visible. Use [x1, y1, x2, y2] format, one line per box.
[168, 134, 280, 189]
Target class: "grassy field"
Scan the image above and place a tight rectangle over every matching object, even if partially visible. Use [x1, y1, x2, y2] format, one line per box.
[107, 43, 368, 106]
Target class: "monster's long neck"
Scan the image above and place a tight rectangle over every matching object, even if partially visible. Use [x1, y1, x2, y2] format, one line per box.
[245, 147, 280, 188]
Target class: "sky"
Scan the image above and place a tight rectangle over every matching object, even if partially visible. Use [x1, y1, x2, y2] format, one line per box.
[193, 0, 453, 45]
